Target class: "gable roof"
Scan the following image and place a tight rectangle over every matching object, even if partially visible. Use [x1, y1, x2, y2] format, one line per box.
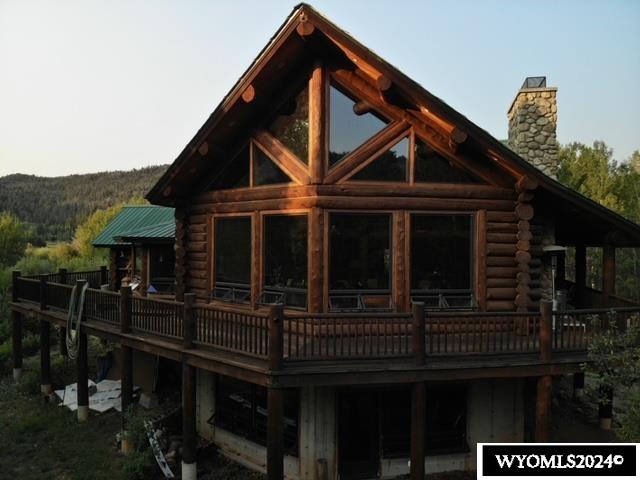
[147, 3, 640, 246]
[93, 205, 175, 247]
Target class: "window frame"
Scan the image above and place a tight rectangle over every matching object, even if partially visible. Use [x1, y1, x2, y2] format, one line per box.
[326, 210, 394, 312]
[409, 212, 476, 311]
[260, 210, 310, 311]
[211, 213, 253, 305]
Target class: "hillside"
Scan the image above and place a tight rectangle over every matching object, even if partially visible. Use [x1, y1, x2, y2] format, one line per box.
[0, 166, 168, 242]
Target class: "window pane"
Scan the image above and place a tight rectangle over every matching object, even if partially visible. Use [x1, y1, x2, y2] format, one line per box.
[329, 85, 388, 167]
[253, 144, 293, 186]
[210, 143, 250, 190]
[330, 213, 391, 290]
[264, 215, 308, 307]
[350, 136, 409, 182]
[415, 138, 481, 184]
[215, 217, 251, 285]
[411, 215, 472, 291]
[426, 385, 468, 452]
[268, 85, 309, 164]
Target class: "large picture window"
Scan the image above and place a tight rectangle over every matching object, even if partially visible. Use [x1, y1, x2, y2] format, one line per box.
[261, 214, 308, 309]
[329, 213, 392, 311]
[213, 216, 252, 303]
[411, 214, 474, 309]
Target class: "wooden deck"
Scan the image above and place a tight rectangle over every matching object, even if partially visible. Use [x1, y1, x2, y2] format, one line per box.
[11, 270, 639, 386]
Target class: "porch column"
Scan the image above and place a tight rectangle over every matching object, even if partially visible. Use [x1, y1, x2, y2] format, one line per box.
[76, 329, 89, 422]
[603, 244, 616, 306]
[574, 244, 586, 307]
[267, 386, 284, 480]
[573, 372, 585, 399]
[12, 310, 23, 382]
[182, 360, 197, 480]
[410, 382, 426, 479]
[40, 320, 52, 395]
[535, 375, 552, 442]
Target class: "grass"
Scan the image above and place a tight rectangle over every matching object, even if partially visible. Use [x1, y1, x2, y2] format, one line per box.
[0, 377, 126, 480]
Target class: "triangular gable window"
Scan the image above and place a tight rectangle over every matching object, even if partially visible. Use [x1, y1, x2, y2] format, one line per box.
[329, 85, 389, 168]
[349, 136, 409, 182]
[209, 143, 250, 190]
[253, 143, 294, 186]
[415, 138, 483, 184]
[268, 84, 309, 164]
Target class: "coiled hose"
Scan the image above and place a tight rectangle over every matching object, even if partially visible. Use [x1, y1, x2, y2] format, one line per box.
[66, 281, 89, 359]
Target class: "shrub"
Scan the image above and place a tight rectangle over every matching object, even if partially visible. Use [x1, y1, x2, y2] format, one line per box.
[619, 390, 640, 442]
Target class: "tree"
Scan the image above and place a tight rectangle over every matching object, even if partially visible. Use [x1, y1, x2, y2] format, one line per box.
[0, 212, 30, 267]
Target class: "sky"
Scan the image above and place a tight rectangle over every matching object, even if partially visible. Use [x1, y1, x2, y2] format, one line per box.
[0, 0, 638, 177]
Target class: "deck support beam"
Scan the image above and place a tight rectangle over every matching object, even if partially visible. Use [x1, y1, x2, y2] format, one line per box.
[58, 269, 68, 357]
[573, 372, 585, 399]
[575, 244, 586, 307]
[535, 375, 552, 442]
[77, 329, 89, 422]
[182, 360, 197, 480]
[40, 319, 52, 395]
[267, 386, 284, 480]
[120, 285, 134, 453]
[602, 244, 616, 306]
[12, 310, 23, 382]
[410, 382, 426, 480]
[598, 387, 614, 430]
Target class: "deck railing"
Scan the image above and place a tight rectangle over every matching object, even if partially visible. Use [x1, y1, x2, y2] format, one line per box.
[10, 270, 640, 366]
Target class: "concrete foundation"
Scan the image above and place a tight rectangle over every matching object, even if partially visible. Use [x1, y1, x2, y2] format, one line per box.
[195, 372, 525, 479]
[77, 405, 89, 422]
[181, 461, 197, 480]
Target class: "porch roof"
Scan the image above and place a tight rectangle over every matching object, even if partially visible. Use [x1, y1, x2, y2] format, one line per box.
[93, 205, 175, 247]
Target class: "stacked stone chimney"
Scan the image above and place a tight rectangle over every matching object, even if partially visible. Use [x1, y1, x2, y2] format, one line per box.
[507, 77, 558, 178]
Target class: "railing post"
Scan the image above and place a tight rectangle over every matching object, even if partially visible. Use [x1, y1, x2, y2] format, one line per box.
[11, 270, 20, 302]
[12, 311, 23, 382]
[100, 265, 108, 287]
[40, 319, 52, 395]
[183, 293, 196, 349]
[120, 286, 132, 334]
[412, 302, 425, 365]
[539, 301, 552, 362]
[58, 269, 68, 356]
[39, 274, 48, 310]
[77, 328, 89, 422]
[268, 304, 284, 371]
[58, 268, 68, 284]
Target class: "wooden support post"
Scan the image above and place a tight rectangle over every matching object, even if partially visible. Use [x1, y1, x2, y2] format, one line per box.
[267, 386, 284, 480]
[182, 360, 197, 480]
[573, 372, 585, 399]
[39, 274, 48, 310]
[183, 293, 196, 349]
[76, 330, 89, 422]
[12, 270, 20, 302]
[412, 302, 425, 366]
[268, 304, 284, 371]
[598, 387, 613, 430]
[575, 244, 586, 307]
[602, 244, 616, 306]
[316, 459, 328, 480]
[100, 265, 108, 287]
[410, 382, 426, 480]
[12, 310, 23, 382]
[309, 62, 326, 184]
[40, 320, 52, 395]
[539, 301, 552, 362]
[58, 269, 68, 356]
[140, 248, 148, 296]
[109, 249, 118, 291]
[120, 286, 131, 334]
[535, 375, 552, 442]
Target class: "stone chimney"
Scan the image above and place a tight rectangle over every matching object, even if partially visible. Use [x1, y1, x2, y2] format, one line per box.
[507, 77, 558, 178]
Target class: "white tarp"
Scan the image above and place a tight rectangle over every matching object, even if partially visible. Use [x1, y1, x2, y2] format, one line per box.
[54, 379, 138, 413]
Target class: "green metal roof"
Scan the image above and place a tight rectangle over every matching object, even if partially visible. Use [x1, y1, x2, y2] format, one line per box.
[117, 221, 175, 244]
[93, 206, 175, 247]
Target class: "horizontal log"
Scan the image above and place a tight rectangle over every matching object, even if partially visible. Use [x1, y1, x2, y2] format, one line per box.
[515, 250, 531, 264]
[517, 220, 530, 231]
[487, 211, 517, 222]
[487, 266, 517, 278]
[516, 272, 531, 284]
[487, 243, 516, 256]
[189, 269, 207, 279]
[189, 233, 207, 243]
[517, 230, 533, 241]
[188, 261, 208, 271]
[517, 191, 535, 203]
[516, 284, 530, 295]
[517, 240, 530, 251]
[515, 293, 532, 308]
[487, 222, 518, 233]
[487, 232, 517, 244]
[188, 252, 207, 262]
[486, 278, 515, 288]
[487, 257, 516, 267]
[189, 214, 208, 225]
[187, 278, 208, 289]
[516, 176, 538, 193]
[188, 224, 206, 234]
[187, 241, 207, 253]
[486, 300, 516, 311]
[487, 288, 517, 300]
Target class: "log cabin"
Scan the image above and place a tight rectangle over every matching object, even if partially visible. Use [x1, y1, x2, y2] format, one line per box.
[9, 4, 640, 480]
[93, 205, 175, 293]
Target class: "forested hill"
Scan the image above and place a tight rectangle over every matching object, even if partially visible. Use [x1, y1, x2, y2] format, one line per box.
[0, 165, 168, 242]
